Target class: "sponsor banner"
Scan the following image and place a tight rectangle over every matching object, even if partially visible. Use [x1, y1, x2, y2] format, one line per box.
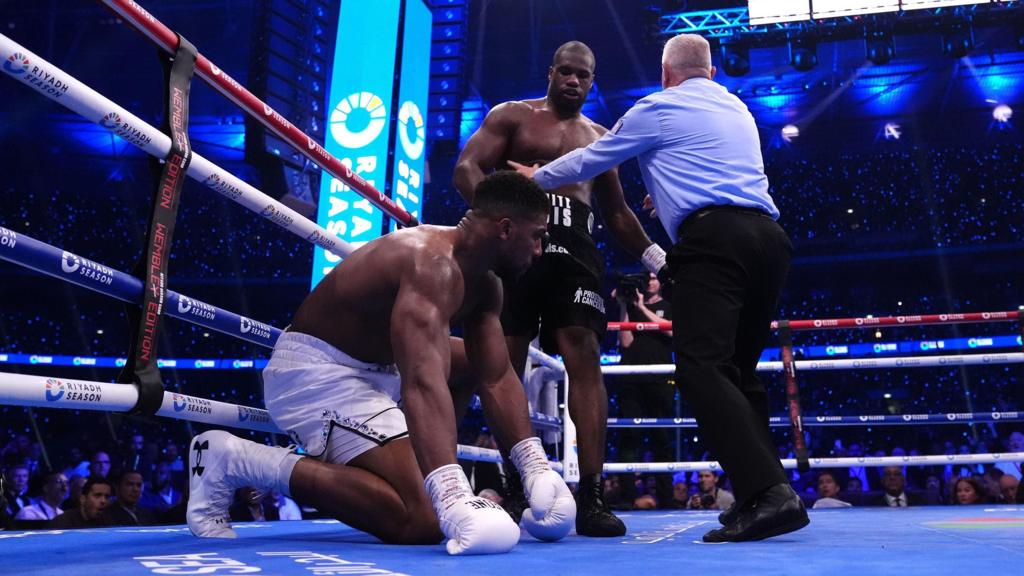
[157, 392, 281, 433]
[0, 373, 137, 411]
[0, 353, 270, 370]
[605, 413, 1024, 427]
[312, 0, 402, 286]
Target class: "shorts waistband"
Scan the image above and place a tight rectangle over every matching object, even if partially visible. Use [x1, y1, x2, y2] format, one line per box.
[274, 331, 399, 375]
[677, 204, 772, 236]
[547, 193, 594, 236]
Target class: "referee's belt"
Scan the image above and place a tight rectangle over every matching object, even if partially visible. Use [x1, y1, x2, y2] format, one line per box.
[677, 204, 772, 236]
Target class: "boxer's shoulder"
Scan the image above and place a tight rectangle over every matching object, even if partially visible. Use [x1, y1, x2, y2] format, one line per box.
[489, 100, 534, 120]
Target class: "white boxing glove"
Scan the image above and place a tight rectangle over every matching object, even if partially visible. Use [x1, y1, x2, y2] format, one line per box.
[439, 495, 521, 555]
[511, 437, 575, 541]
[521, 468, 576, 541]
[424, 464, 520, 555]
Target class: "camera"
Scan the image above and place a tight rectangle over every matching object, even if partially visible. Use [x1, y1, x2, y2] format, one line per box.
[700, 493, 716, 508]
[616, 273, 648, 303]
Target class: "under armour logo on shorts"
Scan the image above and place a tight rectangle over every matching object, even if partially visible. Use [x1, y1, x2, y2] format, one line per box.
[191, 439, 209, 477]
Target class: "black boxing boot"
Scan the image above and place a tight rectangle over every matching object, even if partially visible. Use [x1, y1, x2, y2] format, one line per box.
[501, 462, 528, 524]
[575, 473, 626, 537]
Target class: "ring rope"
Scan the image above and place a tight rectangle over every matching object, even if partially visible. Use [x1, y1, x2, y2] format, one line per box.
[608, 412, 1024, 428]
[609, 309, 1021, 333]
[603, 452, 1024, 474]
[0, 227, 562, 431]
[599, 352, 1024, 375]
[0, 33, 354, 260]
[0, 370, 560, 469]
[100, 0, 417, 227]
[0, 226, 282, 348]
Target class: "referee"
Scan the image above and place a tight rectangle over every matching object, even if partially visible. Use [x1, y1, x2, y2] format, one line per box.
[511, 33, 807, 542]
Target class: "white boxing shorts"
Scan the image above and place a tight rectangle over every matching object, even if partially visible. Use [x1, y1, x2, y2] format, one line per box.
[263, 331, 408, 464]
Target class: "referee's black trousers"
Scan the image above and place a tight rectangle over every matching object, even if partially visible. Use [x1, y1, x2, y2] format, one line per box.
[668, 207, 792, 505]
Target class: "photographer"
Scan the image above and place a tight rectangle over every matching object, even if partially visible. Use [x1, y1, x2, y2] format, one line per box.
[613, 272, 675, 508]
[687, 470, 735, 511]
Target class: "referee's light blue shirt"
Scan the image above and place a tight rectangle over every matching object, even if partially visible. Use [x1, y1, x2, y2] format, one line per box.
[533, 77, 778, 244]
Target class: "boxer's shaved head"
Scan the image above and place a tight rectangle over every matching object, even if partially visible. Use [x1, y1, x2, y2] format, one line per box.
[552, 41, 594, 69]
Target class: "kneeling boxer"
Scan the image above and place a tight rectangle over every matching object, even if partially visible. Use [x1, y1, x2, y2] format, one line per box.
[186, 171, 574, 555]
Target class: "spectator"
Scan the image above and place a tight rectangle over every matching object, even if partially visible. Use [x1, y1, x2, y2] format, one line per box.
[122, 434, 147, 473]
[265, 489, 302, 521]
[613, 272, 675, 508]
[62, 475, 88, 512]
[923, 475, 946, 505]
[876, 466, 923, 507]
[602, 475, 627, 510]
[686, 470, 735, 511]
[229, 487, 278, 523]
[846, 476, 864, 494]
[0, 482, 11, 530]
[980, 468, 1004, 502]
[89, 451, 112, 480]
[2, 464, 31, 517]
[139, 461, 181, 514]
[994, 430, 1023, 480]
[633, 494, 658, 510]
[61, 447, 90, 481]
[162, 441, 185, 475]
[105, 471, 155, 526]
[846, 443, 870, 491]
[51, 477, 113, 528]
[951, 477, 985, 505]
[666, 481, 689, 509]
[22, 443, 43, 476]
[998, 474, 1018, 504]
[812, 471, 851, 509]
[14, 472, 68, 522]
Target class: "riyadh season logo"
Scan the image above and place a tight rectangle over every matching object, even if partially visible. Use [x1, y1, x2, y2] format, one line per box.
[60, 251, 114, 285]
[176, 295, 216, 321]
[239, 316, 273, 340]
[203, 173, 243, 201]
[61, 252, 81, 273]
[173, 394, 187, 412]
[238, 406, 272, 425]
[330, 92, 387, 149]
[4, 52, 29, 75]
[45, 379, 65, 402]
[45, 378, 102, 403]
[100, 111, 121, 129]
[397, 101, 425, 160]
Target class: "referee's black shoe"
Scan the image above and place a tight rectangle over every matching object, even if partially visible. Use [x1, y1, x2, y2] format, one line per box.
[703, 483, 808, 542]
[575, 473, 626, 537]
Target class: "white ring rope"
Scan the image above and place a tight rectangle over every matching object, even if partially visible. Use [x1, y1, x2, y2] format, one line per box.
[0, 33, 353, 260]
[599, 352, 1024, 375]
[603, 452, 1024, 474]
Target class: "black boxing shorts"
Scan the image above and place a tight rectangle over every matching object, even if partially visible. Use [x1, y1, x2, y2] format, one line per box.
[501, 194, 606, 351]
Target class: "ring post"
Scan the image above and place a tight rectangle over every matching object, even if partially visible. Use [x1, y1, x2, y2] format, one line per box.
[778, 320, 810, 473]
